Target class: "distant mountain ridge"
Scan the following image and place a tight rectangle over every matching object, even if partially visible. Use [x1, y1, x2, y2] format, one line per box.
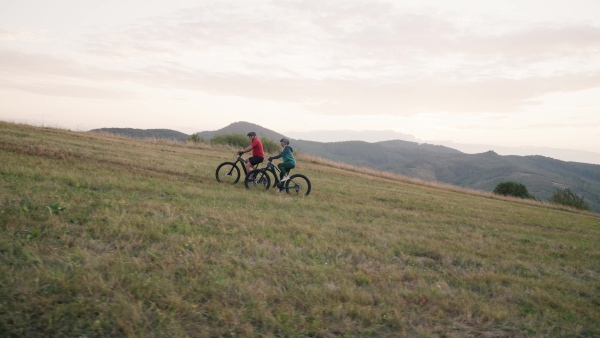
[194, 121, 288, 142]
[89, 122, 600, 212]
[288, 129, 419, 143]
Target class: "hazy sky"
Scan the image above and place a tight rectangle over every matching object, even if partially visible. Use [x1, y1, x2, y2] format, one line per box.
[1, 0, 600, 158]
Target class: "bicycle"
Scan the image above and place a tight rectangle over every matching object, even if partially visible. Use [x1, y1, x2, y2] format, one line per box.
[215, 154, 261, 185]
[244, 159, 311, 196]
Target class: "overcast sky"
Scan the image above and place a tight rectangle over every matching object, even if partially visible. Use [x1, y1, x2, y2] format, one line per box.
[1, 0, 600, 161]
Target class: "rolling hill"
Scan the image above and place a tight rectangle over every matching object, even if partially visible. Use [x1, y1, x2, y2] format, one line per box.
[89, 121, 600, 212]
[1, 120, 599, 337]
[89, 127, 189, 141]
[194, 121, 288, 142]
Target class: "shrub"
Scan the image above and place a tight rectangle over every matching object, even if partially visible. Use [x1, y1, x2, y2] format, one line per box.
[211, 133, 248, 148]
[210, 133, 279, 154]
[261, 137, 279, 154]
[493, 181, 535, 199]
[187, 134, 204, 143]
[550, 188, 590, 210]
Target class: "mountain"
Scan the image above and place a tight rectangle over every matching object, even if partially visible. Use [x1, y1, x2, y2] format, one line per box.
[286, 131, 600, 165]
[288, 139, 600, 212]
[88, 122, 600, 212]
[439, 141, 600, 166]
[288, 129, 419, 143]
[194, 121, 287, 142]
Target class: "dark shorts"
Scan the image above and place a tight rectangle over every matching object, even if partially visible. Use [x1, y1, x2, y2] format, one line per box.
[248, 156, 264, 166]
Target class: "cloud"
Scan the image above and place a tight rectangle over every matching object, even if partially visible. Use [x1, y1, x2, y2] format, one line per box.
[454, 121, 600, 131]
[2, 82, 139, 100]
[0, 28, 49, 41]
[2, 0, 600, 112]
[0, 47, 98, 79]
[124, 65, 600, 115]
[0, 47, 138, 99]
[79, 1, 600, 74]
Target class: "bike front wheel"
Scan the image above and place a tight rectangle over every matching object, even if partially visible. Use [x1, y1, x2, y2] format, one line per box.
[284, 174, 311, 196]
[244, 169, 271, 191]
[215, 162, 240, 184]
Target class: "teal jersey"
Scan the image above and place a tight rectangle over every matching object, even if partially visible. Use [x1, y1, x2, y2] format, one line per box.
[272, 145, 296, 166]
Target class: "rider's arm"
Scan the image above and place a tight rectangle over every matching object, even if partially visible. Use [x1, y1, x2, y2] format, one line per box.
[270, 146, 290, 160]
[240, 145, 252, 154]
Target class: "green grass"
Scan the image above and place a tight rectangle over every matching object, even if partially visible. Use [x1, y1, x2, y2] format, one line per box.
[1, 121, 599, 337]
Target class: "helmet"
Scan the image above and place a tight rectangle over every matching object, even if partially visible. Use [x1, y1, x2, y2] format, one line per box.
[247, 132, 256, 137]
[280, 138, 290, 145]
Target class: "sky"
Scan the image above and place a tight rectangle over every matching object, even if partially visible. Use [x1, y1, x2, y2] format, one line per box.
[1, 0, 600, 163]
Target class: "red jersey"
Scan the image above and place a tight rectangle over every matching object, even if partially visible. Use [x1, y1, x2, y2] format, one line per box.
[251, 137, 264, 157]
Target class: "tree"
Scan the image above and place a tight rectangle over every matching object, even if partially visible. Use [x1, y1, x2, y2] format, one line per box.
[550, 188, 590, 211]
[493, 181, 535, 199]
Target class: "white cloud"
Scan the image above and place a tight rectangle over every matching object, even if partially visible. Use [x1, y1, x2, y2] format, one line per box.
[0, 28, 49, 41]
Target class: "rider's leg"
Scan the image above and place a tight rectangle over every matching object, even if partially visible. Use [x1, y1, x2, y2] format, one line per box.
[247, 156, 264, 179]
[245, 160, 252, 176]
[277, 163, 286, 179]
[278, 163, 295, 180]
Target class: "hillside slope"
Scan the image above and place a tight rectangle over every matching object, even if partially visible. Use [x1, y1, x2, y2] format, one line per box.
[90, 127, 189, 141]
[89, 122, 600, 212]
[2, 121, 599, 337]
[291, 140, 600, 212]
[199, 122, 600, 212]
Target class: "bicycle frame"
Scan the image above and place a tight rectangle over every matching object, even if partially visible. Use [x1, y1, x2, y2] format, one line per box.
[234, 155, 264, 175]
[265, 161, 286, 188]
[235, 156, 251, 176]
[245, 159, 311, 195]
[215, 155, 262, 185]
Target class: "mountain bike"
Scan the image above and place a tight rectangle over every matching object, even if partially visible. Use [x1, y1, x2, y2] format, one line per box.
[215, 154, 261, 184]
[245, 159, 311, 196]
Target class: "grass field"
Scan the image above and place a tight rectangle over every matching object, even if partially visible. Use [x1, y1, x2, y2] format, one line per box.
[1, 121, 599, 337]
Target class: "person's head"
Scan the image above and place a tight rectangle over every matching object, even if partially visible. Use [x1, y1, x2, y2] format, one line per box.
[247, 131, 256, 140]
[280, 138, 290, 146]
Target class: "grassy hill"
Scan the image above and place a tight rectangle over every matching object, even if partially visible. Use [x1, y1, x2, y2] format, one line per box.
[3, 121, 598, 337]
[196, 122, 600, 213]
[90, 128, 190, 141]
[291, 140, 600, 213]
[87, 123, 600, 212]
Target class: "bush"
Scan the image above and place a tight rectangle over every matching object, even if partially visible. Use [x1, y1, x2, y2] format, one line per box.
[549, 188, 590, 210]
[187, 134, 204, 143]
[261, 137, 279, 154]
[210, 133, 280, 154]
[211, 133, 248, 148]
[493, 181, 535, 199]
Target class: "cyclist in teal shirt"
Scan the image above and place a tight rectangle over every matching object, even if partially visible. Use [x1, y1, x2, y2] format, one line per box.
[269, 138, 296, 184]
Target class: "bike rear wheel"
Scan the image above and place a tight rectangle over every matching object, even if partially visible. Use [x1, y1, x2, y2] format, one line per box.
[284, 174, 311, 196]
[245, 169, 271, 191]
[215, 162, 240, 184]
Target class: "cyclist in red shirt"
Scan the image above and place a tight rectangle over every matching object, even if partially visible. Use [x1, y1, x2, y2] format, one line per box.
[238, 131, 264, 177]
